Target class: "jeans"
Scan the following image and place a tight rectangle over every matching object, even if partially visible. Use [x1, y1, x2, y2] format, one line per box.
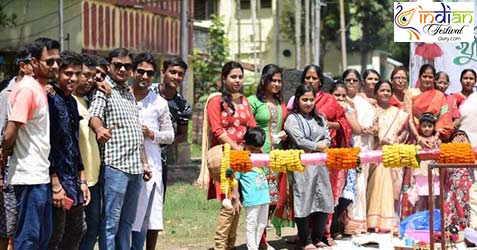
[48, 205, 86, 250]
[79, 184, 102, 250]
[98, 166, 142, 250]
[14, 184, 53, 250]
[245, 204, 269, 250]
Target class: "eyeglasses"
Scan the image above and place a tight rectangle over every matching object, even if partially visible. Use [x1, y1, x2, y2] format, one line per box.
[136, 69, 155, 77]
[344, 78, 359, 84]
[42, 58, 61, 66]
[112, 62, 133, 71]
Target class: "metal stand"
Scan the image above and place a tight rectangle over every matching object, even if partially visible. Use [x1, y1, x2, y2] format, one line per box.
[427, 163, 477, 250]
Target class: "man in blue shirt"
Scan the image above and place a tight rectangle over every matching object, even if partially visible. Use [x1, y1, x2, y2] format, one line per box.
[48, 50, 90, 249]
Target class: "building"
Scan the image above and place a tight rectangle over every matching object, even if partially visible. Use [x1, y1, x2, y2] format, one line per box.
[193, 0, 402, 78]
[0, 0, 194, 86]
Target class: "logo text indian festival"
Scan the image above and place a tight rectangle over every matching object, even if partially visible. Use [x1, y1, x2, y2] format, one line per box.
[394, 2, 474, 43]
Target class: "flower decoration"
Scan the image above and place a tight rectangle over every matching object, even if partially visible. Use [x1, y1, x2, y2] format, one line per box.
[229, 150, 252, 173]
[325, 148, 361, 170]
[269, 149, 305, 173]
[382, 144, 419, 168]
[439, 143, 475, 164]
[220, 143, 231, 194]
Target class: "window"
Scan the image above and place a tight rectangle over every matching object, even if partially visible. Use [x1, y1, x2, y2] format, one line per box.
[194, 0, 218, 20]
[240, 0, 272, 9]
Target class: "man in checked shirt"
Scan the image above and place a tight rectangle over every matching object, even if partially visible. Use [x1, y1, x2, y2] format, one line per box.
[88, 48, 152, 250]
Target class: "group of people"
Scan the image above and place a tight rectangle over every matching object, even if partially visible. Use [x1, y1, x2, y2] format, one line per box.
[199, 61, 477, 250]
[0, 38, 192, 250]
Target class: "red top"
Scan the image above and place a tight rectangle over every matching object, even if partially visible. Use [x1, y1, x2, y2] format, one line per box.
[389, 95, 404, 109]
[314, 92, 352, 148]
[206, 95, 257, 200]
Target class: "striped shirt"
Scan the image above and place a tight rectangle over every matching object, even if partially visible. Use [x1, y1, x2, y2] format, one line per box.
[89, 76, 144, 174]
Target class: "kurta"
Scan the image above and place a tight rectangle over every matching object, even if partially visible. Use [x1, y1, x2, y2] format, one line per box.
[284, 113, 333, 218]
[132, 91, 174, 231]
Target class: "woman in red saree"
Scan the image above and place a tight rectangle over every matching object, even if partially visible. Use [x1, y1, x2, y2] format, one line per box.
[406, 64, 453, 141]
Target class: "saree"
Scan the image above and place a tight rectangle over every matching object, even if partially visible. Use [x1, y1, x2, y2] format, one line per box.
[344, 96, 376, 234]
[412, 89, 453, 139]
[367, 106, 409, 232]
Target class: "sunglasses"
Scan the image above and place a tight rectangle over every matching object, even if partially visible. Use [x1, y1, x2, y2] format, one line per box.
[96, 70, 107, 79]
[136, 69, 155, 77]
[42, 58, 61, 66]
[112, 62, 133, 71]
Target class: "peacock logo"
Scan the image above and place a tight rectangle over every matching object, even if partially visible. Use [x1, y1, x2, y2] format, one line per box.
[395, 2, 421, 41]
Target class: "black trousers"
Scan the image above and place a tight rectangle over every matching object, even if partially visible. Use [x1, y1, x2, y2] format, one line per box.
[330, 197, 353, 236]
[295, 212, 328, 247]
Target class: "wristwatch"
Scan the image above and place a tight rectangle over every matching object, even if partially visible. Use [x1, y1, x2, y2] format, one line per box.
[80, 180, 88, 185]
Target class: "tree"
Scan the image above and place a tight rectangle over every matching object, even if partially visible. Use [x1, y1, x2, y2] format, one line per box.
[192, 14, 229, 103]
[0, 5, 16, 28]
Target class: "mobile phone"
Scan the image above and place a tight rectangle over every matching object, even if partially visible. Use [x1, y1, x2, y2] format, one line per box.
[63, 196, 74, 210]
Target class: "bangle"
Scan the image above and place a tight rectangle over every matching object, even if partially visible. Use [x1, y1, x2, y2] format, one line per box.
[80, 180, 87, 185]
[52, 186, 63, 194]
[95, 127, 105, 133]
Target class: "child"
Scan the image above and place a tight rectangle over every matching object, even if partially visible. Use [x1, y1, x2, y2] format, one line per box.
[407, 112, 440, 212]
[236, 127, 271, 250]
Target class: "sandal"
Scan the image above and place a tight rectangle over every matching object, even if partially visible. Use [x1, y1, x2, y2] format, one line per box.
[302, 244, 318, 250]
[314, 242, 330, 249]
[326, 237, 337, 246]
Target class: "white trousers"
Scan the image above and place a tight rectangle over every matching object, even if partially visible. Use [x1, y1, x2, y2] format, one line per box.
[245, 204, 269, 250]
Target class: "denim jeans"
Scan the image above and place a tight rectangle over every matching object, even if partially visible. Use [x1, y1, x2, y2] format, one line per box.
[98, 166, 142, 250]
[14, 184, 53, 250]
[79, 184, 101, 250]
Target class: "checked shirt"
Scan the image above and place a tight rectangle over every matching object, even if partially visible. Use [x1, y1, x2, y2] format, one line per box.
[89, 76, 144, 174]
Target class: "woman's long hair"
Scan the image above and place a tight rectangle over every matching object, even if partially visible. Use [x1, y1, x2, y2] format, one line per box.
[256, 64, 283, 102]
[219, 61, 244, 114]
[292, 84, 324, 126]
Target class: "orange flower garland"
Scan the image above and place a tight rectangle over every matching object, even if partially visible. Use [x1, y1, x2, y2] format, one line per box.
[325, 148, 361, 170]
[439, 143, 475, 164]
[229, 150, 252, 173]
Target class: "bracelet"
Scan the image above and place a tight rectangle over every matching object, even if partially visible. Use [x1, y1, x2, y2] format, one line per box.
[95, 127, 105, 133]
[52, 186, 63, 194]
[80, 180, 88, 185]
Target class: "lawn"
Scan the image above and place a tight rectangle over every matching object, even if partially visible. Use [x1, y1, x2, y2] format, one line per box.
[157, 183, 246, 250]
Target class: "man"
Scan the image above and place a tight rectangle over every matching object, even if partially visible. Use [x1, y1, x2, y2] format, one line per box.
[0, 43, 34, 250]
[1, 38, 60, 250]
[89, 48, 151, 250]
[47, 50, 90, 250]
[157, 57, 191, 196]
[76, 54, 102, 250]
[130, 53, 174, 250]
[92, 55, 109, 83]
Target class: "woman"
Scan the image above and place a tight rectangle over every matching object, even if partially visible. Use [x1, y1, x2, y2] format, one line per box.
[248, 64, 288, 249]
[344, 69, 378, 235]
[204, 61, 257, 250]
[444, 130, 473, 231]
[389, 66, 410, 109]
[453, 69, 476, 108]
[367, 80, 410, 233]
[434, 71, 461, 129]
[405, 64, 453, 142]
[359, 69, 380, 106]
[284, 85, 333, 250]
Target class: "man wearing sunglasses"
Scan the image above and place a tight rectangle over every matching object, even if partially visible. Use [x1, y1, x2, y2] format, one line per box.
[88, 48, 151, 250]
[130, 52, 174, 250]
[1, 38, 60, 250]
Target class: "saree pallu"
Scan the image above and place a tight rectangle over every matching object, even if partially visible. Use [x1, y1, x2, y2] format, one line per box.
[367, 106, 409, 232]
[412, 89, 453, 139]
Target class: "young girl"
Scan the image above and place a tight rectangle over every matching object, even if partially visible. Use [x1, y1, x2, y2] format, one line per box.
[407, 112, 440, 213]
[236, 127, 271, 250]
[284, 85, 333, 249]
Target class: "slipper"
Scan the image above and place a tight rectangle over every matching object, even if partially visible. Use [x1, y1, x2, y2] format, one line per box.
[285, 236, 298, 244]
[326, 237, 337, 246]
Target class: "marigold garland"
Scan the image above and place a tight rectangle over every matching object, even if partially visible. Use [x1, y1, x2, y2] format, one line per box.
[220, 143, 231, 194]
[439, 143, 475, 164]
[325, 148, 361, 170]
[230, 150, 252, 173]
[269, 149, 305, 173]
[382, 144, 419, 168]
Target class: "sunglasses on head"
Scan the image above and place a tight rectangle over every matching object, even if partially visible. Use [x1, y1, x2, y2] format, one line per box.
[42, 58, 61, 66]
[112, 62, 133, 71]
[136, 69, 155, 77]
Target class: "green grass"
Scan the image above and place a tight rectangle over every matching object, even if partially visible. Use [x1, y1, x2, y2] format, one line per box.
[158, 183, 232, 249]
